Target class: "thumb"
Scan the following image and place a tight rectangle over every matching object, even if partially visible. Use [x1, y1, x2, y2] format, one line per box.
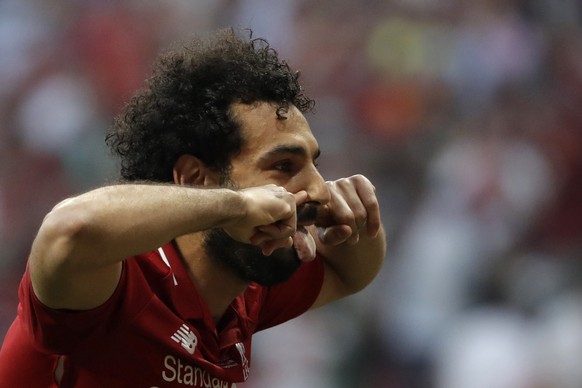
[293, 190, 308, 205]
[317, 225, 352, 246]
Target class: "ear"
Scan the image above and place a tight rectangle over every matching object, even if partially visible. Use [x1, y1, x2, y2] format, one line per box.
[173, 155, 219, 186]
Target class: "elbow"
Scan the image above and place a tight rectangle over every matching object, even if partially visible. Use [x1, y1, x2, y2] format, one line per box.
[45, 199, 91, 242]
[32, 199, 93, 268]
[29, 200, 97, 308]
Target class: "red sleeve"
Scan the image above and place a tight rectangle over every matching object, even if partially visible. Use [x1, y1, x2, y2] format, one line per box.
[254, 254, 324, 332]
[17, 260, 149, 355]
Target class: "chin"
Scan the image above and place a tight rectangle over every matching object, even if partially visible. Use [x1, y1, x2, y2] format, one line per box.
[203, 229, 302, 286]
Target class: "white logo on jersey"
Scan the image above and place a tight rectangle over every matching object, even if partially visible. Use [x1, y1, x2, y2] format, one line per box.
[235, 342, 250, 380]
[171, 324, 197, 355]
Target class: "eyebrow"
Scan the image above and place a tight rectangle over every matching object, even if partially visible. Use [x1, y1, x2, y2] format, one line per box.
[259, 145, 321, 162]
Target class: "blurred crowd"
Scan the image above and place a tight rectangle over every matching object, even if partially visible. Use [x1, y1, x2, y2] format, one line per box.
[1, 0, 581, 387]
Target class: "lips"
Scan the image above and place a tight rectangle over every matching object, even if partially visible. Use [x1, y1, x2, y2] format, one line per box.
[292, 226, 316, 262]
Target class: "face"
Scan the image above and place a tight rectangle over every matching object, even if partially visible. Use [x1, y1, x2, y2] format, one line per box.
[203, 101, 330, 286]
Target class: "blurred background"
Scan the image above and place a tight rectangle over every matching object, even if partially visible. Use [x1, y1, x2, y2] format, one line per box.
[1, 0, 581, 387]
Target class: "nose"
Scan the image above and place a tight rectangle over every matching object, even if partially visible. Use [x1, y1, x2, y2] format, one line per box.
[303, 167, 331, 206]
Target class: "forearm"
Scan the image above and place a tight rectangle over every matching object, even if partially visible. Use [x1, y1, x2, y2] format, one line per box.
[35, 183, 244, 270]
[316, 224, 386, 295]
[30, 182, 298, 310]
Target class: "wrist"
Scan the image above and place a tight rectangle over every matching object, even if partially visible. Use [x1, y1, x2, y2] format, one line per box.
[217, 188, 247, 229]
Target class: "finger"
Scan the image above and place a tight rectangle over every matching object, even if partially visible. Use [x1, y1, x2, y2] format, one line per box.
[313, 197, 359, 245]
[261, 236, 293, 256]
[347, 228, 360, 245]
[325, 188, 360, 245]
[317, 225, 352, 246]
[252, 210, 297, 246]
[249, 230, 271, 245]
[337, 194, 364, 245]
[250, 229, 294, 255]
[293, 190, 308, 205]
[355, 183, 381, 238]
[256, 220, 296, 238]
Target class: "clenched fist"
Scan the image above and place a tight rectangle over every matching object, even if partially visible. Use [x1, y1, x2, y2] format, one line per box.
[315, 175, 381, 246]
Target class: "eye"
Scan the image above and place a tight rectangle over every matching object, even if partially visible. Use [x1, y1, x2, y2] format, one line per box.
[273, 160, 295, 173]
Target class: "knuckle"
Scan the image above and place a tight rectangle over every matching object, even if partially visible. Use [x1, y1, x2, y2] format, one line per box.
[365, 199, 379, 211]
[353, 174, 372, 187]
[338, 212, 356, 226]
[354, 209, 367, 221]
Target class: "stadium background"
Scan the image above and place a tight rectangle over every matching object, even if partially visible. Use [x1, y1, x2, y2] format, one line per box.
[1, 1, 581, 387]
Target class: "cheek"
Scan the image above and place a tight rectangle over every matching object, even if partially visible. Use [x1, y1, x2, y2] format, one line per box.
[228, 163, 260, 187]
[282, 172, 314, 194]
[232, 173, 267, 188]
[231, 164, 289, 188]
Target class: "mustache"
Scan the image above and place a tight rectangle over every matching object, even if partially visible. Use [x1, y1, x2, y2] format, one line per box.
[296, 202, 319, 224]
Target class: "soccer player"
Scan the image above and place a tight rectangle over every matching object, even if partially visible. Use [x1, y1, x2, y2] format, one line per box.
[0, 28, 386, 387]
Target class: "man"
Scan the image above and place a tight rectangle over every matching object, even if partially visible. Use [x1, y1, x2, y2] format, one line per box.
[0, 29, 385, 387]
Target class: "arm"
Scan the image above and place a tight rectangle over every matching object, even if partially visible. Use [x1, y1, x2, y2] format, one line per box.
[30, 183, 300, 310]
[309, 175, 386, 309]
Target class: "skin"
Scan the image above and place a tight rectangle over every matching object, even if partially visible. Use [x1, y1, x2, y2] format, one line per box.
[29, 101, 386, 323]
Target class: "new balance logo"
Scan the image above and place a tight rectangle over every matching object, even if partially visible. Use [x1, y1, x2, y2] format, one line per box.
[235, 342, 250, 380]
[171, 324, 197, 355]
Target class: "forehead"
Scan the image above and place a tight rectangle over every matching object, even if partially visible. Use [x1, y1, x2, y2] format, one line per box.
[230, 101, 317, 155]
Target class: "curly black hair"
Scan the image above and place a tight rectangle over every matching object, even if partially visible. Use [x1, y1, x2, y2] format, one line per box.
[105, 28, 314, 182]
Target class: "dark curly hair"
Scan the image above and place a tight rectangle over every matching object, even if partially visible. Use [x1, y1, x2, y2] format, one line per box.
[106, 28, 314, 182]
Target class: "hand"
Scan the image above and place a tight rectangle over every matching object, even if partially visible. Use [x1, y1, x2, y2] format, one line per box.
[315, 175, 380, 246]
[223, 185, 308, 255]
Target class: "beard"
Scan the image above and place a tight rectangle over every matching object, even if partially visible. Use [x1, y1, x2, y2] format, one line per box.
[203, 228, 302, 286]
[201, 172, 311, 286]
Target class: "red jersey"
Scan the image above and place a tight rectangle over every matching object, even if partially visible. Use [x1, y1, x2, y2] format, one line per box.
[0, 241, 324, 387]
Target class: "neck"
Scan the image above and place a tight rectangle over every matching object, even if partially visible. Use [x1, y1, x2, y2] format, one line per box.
[175, 233, 248, 323]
